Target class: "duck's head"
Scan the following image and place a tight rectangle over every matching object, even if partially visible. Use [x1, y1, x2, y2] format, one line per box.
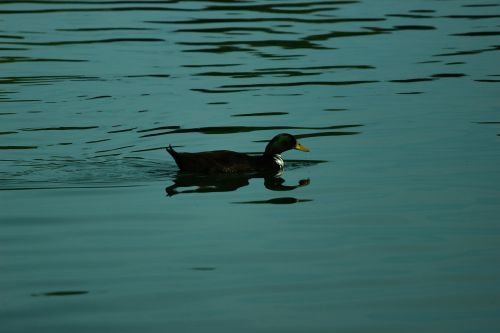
[264, 133, 310, 156]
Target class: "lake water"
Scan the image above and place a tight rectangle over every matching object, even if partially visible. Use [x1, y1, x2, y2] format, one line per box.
[1, 1, 500, 332]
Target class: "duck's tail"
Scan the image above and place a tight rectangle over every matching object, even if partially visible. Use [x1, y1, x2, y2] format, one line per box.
[166, 144, 175, 156]
[166, 145, 183, 169]
[166, 145, 180, 161]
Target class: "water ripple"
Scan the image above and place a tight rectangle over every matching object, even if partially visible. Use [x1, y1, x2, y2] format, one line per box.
[0, 7, 194, 15]
[217, 80, 378, 89]
[140, 124, 362, 138]
[0, 56, 86, 63]
[0, 158, 173, 190]
[0, 75, 101, 85]
[0, 38, 165, 46]
[202, 1, 357, 14]
[434, 45, 500, 57]
[147, 17, 385, 25]
[20, 126, 99, 131]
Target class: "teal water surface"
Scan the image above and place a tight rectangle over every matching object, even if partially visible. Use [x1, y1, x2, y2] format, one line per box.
[1, 1, 500, 332]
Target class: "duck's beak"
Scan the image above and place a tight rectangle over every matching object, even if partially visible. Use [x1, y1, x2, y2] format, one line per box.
[294, 142, 310, 152]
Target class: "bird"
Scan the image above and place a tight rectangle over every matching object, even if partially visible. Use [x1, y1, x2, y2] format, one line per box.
[166, 133, 309, 174]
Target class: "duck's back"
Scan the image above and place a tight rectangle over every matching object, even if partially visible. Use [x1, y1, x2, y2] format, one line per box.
[167, 147, 264, 173]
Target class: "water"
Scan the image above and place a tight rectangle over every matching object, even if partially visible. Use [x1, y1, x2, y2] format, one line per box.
[1, 1, 500, 332]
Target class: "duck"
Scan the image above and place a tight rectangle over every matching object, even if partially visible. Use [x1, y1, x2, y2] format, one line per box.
[166, 133, 309, 174]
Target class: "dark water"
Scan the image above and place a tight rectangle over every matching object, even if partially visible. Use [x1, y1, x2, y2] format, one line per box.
[1, 1, 500, 332]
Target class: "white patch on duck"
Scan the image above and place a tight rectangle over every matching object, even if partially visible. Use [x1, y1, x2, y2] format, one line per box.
[273, 154, 284, 169]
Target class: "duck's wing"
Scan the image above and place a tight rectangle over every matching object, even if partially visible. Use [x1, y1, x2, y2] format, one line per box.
[205, 150, 260, 173]
[167, 148, 259, 173]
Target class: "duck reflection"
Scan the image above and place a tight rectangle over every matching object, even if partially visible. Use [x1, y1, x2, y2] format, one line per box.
[165, 171, 309, 196]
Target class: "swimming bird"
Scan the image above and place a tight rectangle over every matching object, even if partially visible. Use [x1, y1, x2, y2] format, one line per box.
[166, 133, 309, 174]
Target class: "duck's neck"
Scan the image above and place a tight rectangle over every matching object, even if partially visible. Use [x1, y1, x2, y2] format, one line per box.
[264, 140, 282, 156]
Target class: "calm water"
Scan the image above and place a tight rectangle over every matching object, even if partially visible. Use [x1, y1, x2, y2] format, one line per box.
[1, 1, 500, 332]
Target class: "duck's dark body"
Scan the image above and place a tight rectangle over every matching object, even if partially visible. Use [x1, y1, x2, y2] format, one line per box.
[166, 133, 308, 174]
[166, 147, 282, 174]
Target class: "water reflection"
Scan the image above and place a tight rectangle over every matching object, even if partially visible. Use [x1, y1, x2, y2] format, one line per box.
[166, 171, 310, 197]
[234, 197, 312, 204]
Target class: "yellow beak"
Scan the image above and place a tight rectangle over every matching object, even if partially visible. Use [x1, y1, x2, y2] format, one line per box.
[294, 142, 310, 152]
